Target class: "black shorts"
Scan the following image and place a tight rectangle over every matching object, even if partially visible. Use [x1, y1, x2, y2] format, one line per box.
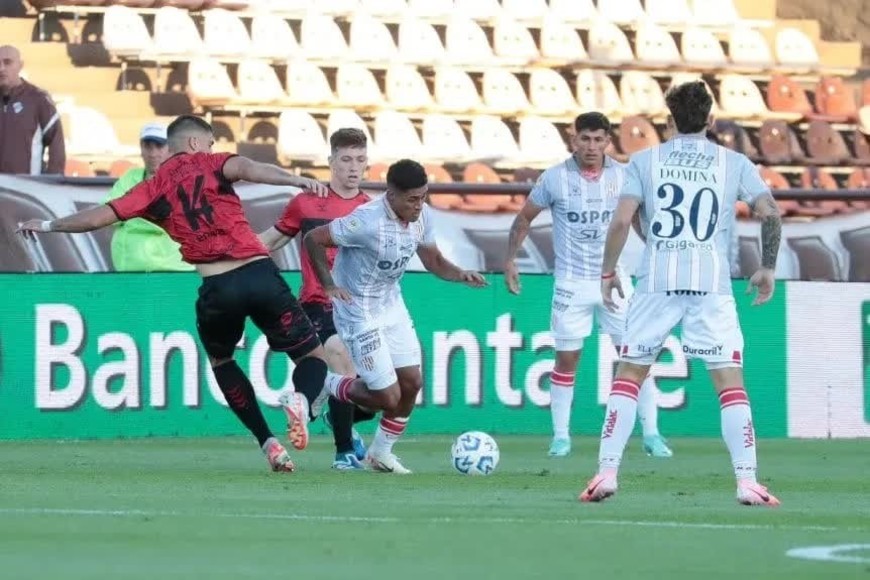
[301, 301, 337, 344]
[195, 258, 320, 360]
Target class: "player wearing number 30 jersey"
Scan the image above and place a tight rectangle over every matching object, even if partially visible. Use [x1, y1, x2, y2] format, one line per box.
[580, 82, 784, 507]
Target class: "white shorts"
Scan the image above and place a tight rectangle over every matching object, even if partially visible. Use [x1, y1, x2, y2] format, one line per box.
[335, 303, 421, 391]
[620, 292, 745, 369]
[550, 276, 633, 352]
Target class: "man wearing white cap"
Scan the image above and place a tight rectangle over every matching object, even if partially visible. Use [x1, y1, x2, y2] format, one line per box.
[104, 122, 192, 271]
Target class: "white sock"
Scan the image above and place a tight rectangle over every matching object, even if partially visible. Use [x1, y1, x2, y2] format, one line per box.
[549, 370, 575, 440]
[598, 379, 640, 474]
[324, 372, 354, 402]
[637, 377, 660, 437]
[718, 387, 757, 482]
[369, 416, 408, 456]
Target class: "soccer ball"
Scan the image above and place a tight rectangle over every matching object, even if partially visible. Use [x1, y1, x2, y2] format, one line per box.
[451, 431, 500, 476]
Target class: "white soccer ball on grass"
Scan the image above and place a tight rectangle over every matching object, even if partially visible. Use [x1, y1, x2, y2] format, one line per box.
[451, 431, 500, 476]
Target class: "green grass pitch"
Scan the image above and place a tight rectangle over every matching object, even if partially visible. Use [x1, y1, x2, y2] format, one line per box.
[0, 436, 867, 579]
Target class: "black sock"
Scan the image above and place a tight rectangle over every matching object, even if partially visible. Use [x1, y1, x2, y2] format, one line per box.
[353, 406, 377, 424]
[213, 360, 273, 447]
[291, 356, 328, 408]
[328, 397, 355, 454]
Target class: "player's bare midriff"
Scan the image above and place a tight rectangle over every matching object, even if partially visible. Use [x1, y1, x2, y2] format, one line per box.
[197, 255, 269, 277]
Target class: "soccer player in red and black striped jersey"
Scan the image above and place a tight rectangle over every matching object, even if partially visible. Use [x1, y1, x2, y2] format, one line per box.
[259, 128, 373, 470]
[16, 115, 358, 473]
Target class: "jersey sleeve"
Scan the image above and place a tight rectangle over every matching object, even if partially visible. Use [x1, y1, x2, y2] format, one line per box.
[209, 152, 238, 177]
[419, 204, 437, 246]
[527, 171, 552, 208]
[274, 195, 303, 237]
[107, 179, 158, 221]
[736, 155, 770, 205]
[329, 209, 368, 248]
[620, 155, 645, 201]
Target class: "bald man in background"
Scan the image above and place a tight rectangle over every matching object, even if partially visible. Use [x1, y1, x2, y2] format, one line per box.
[0, 45, 66, 175]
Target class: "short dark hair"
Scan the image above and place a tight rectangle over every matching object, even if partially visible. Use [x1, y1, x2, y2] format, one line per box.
[386, 159, 428, 192]
[665, 81, 713, 134]
[574, 112, 611, 134]
[330, 128, 367, 153]
[167, 114, 213, 140]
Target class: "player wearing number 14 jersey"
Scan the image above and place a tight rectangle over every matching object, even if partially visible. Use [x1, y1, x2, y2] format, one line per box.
[581, 82, 784, 506]
[16, 115, 359, 473]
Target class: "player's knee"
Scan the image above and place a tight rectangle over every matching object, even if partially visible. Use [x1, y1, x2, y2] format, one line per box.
[398, 372, 423, 396]
[377, 384, 402, 412]
[554, 349, 581, 373]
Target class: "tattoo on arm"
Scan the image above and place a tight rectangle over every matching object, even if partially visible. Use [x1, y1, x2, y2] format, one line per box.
[757, 196, 782, 269]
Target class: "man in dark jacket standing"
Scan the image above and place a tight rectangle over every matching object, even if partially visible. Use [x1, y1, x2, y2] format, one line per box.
[0, 45, 65, 175]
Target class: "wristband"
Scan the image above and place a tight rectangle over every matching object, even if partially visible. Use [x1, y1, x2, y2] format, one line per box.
[41, 220, 53, 232]
[601, 272, 615, 280]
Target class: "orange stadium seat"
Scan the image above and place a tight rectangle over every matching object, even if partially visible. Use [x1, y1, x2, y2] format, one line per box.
[798, 167, 849, 217]
[635, 23, 683, 67]
[463, 163, 501, 184]
[424, 164, 453, 184]
[775, 28, 820, 69]
[618, 116, 660, 156]
[805, 120, 851, 165]
[757, 120, 803, 165]
[757, 167, 800, 217]
[851, 129, 870, 164]
[846, 169, 870, 210]
[514, 167, 542, 183]
[712, 120, 760, 160]
[65, 159, 96, 177]
[367, 163, 388, 182]
[421, 115, 474, 163]
[813, 77, 858, 122]
[548, 0, 597, 24]
[109, 159, 136, 177]
[539, 17, 588, 62]
[766, 75, 813, 119]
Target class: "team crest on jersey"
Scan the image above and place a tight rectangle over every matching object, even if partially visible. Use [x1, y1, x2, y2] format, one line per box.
[360, 355, 375, 372]
[605, 181, 619, 198]
[345, 216, 361, 231]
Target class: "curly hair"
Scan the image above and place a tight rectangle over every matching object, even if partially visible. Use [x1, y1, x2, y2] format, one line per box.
[665, 81, 713, 134]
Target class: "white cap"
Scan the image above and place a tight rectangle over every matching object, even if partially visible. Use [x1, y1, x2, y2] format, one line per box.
[140, 122, 168, 144]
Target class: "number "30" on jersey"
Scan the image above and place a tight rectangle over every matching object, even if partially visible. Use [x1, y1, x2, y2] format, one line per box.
[651, 183, 720, 242]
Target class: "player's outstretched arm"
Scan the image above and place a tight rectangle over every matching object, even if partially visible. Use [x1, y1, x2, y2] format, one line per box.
[303, 225, 351, 302]
[258, 227, 292, 252]
[16, 205, 119, 238]
[746, 192, 782, 306]
[503, 200, 543, 295]
[222, 156, 327, 196]
[417, 244, 487, 287]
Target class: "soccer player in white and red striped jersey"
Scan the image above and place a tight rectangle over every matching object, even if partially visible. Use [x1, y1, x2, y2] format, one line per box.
[504, 112, 673, 459]
[580, 82, 783, 506]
